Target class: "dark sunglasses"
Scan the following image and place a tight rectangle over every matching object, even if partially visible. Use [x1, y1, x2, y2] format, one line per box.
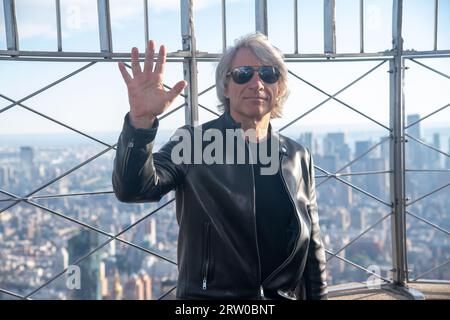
[226, 66, 280, 84]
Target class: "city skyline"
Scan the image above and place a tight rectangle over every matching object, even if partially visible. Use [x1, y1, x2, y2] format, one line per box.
[1, 123, 448, 299]
[0, 0, 449, 300]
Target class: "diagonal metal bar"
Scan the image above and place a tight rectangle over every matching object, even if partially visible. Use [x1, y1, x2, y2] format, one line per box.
[159, 103, 186, 121]
[198, 103, 221, 117]
[30, 191, 114, 200]
[406, 210, 450, 236]
[316, 170, 393, 179]
[157, 285, 177, 300]
[327, 212, 392, 262]
[315, 165, 392, 207]
[0, 287, 29, 300]
[0, 144, 117, 216]
[23, 197, 177, 299]
[165, 85, 222, 120]
[0, 62, 97, 114]
[406, 183, 450, 207]
[408, 58, 450, 80]
[411, 259, 450, 282]
[405, 102, 450, 130]
[0, 188, 177, 265]
[406, 134, 450, 158]
[281, 60, 390, 132]
[278, 60, 387, 132]
[288, 69, 390, 131]
[0, 93, 116, 150]
[0, 190, 114, 202]
[317, 136, 390, 187]
[197, 84, 216, 97]
[325, 249, 392, 283]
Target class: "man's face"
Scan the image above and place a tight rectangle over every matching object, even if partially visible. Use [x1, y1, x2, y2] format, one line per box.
[225, 48, 280, 123]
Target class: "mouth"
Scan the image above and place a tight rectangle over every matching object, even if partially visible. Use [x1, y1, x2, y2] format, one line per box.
[243, 97, 268, 101]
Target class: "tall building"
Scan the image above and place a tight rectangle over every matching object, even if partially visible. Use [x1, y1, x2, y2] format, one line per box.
[139, 271, 153, 300]
[406, 114, 424, 169]
[367, 157, 388, 201]
[0, 167, 5, 188]
[124, 274, 144, 300]
[406, 114, 421, 139]
[19, 146, 34, 167]
[111, 268, 123, 300]
[427, 133, 441, 169]
[143, 217, 157, 248]
[353, 140, 374, 196]
[99, 261, 109, 299]
[54, 247, 69, 290]
[355, 140, 374, 159]
[324, 132, 351, 163]
[298, 132, 315, 153]
[67, 229, 102, 300]
[121, 271, 152, 300]
[447, 138, 450, 169]
[19, 146, 34, 181]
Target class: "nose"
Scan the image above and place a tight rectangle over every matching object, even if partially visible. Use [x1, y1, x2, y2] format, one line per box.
[248, 70, 264, 90]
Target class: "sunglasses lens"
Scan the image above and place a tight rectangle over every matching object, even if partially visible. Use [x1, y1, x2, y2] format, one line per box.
[232, 67, 254, 84]
[259, 67, 280, 84]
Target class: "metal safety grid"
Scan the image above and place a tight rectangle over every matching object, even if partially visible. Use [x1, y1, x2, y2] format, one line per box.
[0, 0, 449, 299]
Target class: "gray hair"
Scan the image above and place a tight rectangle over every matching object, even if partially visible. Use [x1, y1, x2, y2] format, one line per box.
[215, 33, 289, 119]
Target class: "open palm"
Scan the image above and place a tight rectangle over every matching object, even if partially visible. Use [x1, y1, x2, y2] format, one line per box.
[118, 40, 186, 129]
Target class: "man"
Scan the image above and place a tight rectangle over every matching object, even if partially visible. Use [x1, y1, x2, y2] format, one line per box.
[113, 33, 327, 300]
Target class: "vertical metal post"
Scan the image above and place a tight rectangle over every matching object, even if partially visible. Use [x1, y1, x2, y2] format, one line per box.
[324, 0, 336, 54]
[294, 0, 299, 54]
[97, 0, 113, 53]
[433, 0, 438, 51]
[221, 0, 227, 53]
[390, 0, 408, 286]
[55, 0, 62, 52]
[144, 0, 149, 46]
[360, 0, 364, 53]
[255, 0, 268, 36]
[3, 0, 19, 51]
[181, 0, 199, 126]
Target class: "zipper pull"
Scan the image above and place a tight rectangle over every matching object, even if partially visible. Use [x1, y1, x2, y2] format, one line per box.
[128, 140, 134, 148]
[260, 285, 265, 298]
[202, 278, 207, 290]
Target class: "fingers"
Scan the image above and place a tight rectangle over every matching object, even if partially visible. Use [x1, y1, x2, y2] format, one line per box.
[131, 47, 142, 78]
[154, 45, 166, 77]
[118, 62, 132, 85]
[166, 80, 187, 104]
[143, 40, 155, 74]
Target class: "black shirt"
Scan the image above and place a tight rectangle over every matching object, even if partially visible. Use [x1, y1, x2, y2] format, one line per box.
[249, 139, 298, 281]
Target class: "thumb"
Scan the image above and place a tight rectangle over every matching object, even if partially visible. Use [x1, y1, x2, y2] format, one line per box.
[167, 80, 187, 102]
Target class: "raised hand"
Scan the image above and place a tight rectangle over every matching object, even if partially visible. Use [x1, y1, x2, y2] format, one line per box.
[118, 40, 187, 129]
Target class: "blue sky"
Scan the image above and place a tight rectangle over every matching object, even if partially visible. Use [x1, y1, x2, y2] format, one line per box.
[0, 0, 449, 138]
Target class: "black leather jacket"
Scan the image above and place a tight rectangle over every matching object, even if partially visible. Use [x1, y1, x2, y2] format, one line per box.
[112, 112, 328, 300]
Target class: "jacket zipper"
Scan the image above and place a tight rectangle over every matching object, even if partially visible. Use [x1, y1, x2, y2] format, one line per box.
[261, 153, 302, 289]
[246, 140, 264, 299]
[202, 221, 211, 290]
